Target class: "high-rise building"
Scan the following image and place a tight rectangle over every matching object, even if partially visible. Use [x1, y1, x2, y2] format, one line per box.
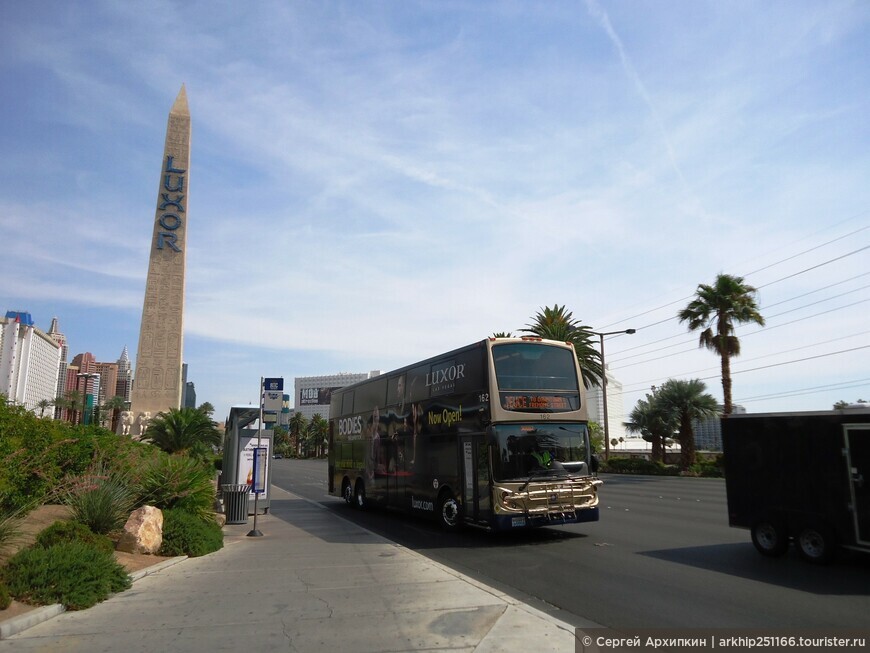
[693, 404, 746, 452]
[584, 366, 628, 442]
[0, 311, 62, 415]
[130, 86, 191, 436]
[116, 346, 132, 403]
[184, 381, 196, 409]
[93, 361, 119, 405]
[46, 317, 69, 418]
[294, 372, 381, 421]
[70, 352, 101, 425]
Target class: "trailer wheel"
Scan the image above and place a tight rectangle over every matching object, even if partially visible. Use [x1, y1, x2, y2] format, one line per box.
[751, 521, 788, 557]
[796, 524, 835, 564]
[437, 490, 462, 531]
[354, 480, 367, 510]
[342, 479, 354, 506]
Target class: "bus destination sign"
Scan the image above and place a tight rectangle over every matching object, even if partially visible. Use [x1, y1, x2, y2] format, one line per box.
[500, 392, 576, 412]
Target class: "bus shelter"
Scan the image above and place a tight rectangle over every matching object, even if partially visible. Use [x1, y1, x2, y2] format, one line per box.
[222, 405, 273, 515]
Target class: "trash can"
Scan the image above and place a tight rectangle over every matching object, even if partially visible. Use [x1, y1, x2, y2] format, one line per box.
[222, 484, 250, 524]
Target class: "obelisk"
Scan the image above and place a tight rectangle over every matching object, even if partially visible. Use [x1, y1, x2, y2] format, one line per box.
[129, 86, 190, 437]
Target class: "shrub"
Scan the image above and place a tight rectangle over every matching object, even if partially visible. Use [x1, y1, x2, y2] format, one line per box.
[35, 520, 114, 555]
[602, 457, 681, 476]
[685, 459, 724, 478]
[2, 541, 130, 610]
[0, 580, 10, 610]
[160, 508, 223, 557]
[135, 454, 215, 520]
[0, 400, 154, 513]
[64, 466, 135, 535]
[0, 507, 23, 558]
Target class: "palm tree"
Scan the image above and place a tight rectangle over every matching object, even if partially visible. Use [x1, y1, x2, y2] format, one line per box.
[64, 390, 84, 424]
[288, 412, 307, 457]
[521, 304, 603, 387]
[102, 395, 127, 433]
[143, 407, 221, 458]
[678, 273, 765, 415]
[656, 379, 719, 470]
[197, 402, 215, 418]
[36, 398, 54, 418]
[492, 331, 512, 338]
[307, 414, 329, 458]
[624, 393, 677, 463]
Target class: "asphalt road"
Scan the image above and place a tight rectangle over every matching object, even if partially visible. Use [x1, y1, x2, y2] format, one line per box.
[269, 458, 870, 630]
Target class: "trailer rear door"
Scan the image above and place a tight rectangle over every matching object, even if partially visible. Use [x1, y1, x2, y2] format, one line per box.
[844, 424, 870, 547]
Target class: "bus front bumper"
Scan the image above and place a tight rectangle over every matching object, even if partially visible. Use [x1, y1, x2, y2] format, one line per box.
[492, 506, 599, 530]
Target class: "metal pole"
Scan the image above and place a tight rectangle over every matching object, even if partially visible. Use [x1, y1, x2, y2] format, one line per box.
[600, 333, 610, 461]
[247, 376, 264, 537]
[590, 329, 635, 461]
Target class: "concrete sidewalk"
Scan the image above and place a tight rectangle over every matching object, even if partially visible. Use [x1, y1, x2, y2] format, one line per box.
[0, 486, 589, 652]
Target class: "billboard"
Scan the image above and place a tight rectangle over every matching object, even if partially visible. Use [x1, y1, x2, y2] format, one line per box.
[299, 386, 340, 406]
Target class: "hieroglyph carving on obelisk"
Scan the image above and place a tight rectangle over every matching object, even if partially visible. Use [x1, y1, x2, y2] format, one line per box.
[129, 86, 190, 437]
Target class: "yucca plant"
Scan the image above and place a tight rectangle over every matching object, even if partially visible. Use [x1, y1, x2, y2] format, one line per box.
[134, 454, 215, 520]
[63, 465, 135, 535]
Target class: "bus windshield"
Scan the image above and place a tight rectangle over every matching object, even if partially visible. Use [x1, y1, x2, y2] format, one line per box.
[491, 423, 589, 481]
[492, 342, 580, 412]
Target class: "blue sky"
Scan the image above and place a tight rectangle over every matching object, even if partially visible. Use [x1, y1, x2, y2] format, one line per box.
[1, 1, 868, 423]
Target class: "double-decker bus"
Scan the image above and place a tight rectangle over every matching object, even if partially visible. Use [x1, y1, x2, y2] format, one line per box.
[327, 336, 602, 531]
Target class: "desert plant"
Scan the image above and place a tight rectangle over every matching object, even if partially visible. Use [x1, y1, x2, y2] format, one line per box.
[64, 467, 135, 535]
[159, 508, 223, 557]
[0, 507, 23, 558]
[2, 541, 130, 610]
[35, 520, 114, 554]
[134, 454, 215, 519]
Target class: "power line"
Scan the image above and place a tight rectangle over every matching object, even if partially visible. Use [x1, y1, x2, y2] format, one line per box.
[743, 225, 870, 278]
[609, 297, 870, 366]
[735, 378, 870, 403]
[612, 344, 870, 398]
[594, 217, 869, 333]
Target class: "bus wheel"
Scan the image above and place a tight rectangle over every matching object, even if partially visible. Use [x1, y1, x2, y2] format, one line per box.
[342, 479, 354, 506]
[354, 480, 367, 510]
[796, 524, 835, 564]
[438, 491, 461, 531]
[751, 520, 788, 557]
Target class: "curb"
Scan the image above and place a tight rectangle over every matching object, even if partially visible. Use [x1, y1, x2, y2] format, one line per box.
[0, 603, 65, 640]
[128, 555, 187, 582]
[0, 555, 188, 640]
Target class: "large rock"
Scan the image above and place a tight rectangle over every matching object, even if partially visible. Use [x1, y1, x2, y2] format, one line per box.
[117, 506, 164, 554]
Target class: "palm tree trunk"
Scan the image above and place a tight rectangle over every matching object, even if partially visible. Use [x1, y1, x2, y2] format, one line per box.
[651, 436, 663, 463]
[680, 414, 696, 470]
[721, 354, 733, 415]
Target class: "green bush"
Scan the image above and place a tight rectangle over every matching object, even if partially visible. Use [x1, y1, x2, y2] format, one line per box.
[0, 581, 10, 610]
[0, 400, 155, 513]
[2, 541, 130, 610]
[0, 507, 23, 558]
[64, 468, 135, 535]
[686, 459, 724, 478]
[160, 508, 223, 557]
[35, 520, 114, 554]
[135, 454, 215, 520]
[602, 457, 681, 475]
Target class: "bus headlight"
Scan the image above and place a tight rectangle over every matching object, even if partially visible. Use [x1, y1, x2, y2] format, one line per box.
[496, 487, 521, 510]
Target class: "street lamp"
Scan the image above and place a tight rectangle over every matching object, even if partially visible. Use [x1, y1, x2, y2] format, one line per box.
[76, 372, 98, 426]
[590, 329, 636, 460]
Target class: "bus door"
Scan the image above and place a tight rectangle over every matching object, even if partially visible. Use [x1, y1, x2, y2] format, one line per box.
[844, 424, 870, 546]
[460, 433, 491, 524]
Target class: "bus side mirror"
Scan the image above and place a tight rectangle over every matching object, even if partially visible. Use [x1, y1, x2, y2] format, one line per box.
[590, 455, 599, 474]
